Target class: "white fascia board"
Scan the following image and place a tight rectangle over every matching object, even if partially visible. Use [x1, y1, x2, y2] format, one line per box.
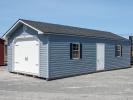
[2, 20, 43, 39]
[19, 20, 43, 34]
[2, 20, 20, 39]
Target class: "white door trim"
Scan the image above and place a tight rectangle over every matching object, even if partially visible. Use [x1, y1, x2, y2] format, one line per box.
[12, 37, 40, 76]
[96, 43, 105, 71]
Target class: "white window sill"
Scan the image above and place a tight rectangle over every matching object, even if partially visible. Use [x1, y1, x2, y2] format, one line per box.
[72, 58, 80, 60]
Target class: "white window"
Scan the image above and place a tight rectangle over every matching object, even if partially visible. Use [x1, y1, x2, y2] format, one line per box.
[70, 43, 81, 59]
[115, 45, 122, 57]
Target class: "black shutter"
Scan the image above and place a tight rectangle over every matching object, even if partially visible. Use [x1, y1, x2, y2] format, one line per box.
[115, 45, 117, 57]
[70, 43, 72, 59]
[121, 45, 122, 56]
[80, 43, 82, 59]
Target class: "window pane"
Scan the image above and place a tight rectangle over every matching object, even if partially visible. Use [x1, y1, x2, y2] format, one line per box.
[71, 43, 81, 59]
[116, 46, 120, 50]
[116, 51, 120, 56]
[131, 45, 133, 50]
[72, 51, 80, 58]
[115, 45, 122, 57]
[131, 51, 133, 57]
[73, 44, 79, 50]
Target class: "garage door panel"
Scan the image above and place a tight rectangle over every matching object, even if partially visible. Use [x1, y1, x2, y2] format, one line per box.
[14, 42, 26, 72]
[14, 40, 39, 75]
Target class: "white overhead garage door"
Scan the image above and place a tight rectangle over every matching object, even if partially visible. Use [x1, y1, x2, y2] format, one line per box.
[14, 39, 39, 75]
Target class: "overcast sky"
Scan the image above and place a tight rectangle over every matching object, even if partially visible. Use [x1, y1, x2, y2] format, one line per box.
[0, 0, 133, 38]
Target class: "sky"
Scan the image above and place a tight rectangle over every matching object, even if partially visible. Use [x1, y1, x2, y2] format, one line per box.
[0, 0, 133, 38]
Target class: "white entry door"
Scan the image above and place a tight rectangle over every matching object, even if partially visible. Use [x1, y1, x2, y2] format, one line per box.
[14, 40, 39, 75]
[96, 43, 105, 71]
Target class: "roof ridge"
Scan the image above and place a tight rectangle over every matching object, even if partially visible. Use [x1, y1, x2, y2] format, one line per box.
[20, 19, 112, 33]
[18, 19, 128, 40]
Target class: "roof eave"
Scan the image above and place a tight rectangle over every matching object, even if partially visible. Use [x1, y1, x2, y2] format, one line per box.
[2, 19, 43, 40]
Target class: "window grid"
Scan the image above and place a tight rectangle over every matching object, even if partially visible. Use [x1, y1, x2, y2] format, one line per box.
[115, 45, 122, 57]
[72, 43, 80, 59]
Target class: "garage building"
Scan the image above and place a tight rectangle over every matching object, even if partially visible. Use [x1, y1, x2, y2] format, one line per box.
[3, 19, 130, 80]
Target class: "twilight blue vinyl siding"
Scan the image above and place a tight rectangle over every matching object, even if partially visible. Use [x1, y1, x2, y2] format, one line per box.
[38, 34, 49, 78]
[48, 35, 130, 79]
[105, 44, 130, 69]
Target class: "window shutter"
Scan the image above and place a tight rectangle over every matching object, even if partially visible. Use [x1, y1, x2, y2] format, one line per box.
[121, 45, 122, 56]
[70, 43, 72, 59]
[115, 45, 117, 57]
[80, 43, 82, 59]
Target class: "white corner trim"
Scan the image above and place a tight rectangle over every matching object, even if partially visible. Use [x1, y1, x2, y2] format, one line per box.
[3, 20, 43, 39]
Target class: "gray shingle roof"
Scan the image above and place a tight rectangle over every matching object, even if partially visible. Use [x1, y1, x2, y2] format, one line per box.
[21, 19, 127, 40]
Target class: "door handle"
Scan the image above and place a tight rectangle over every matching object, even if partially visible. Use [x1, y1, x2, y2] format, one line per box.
[35, 64, 39, 66]
[25, 57, 28, 61]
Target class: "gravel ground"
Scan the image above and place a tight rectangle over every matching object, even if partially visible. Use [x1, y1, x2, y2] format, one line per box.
[0, 66, 133, 100]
